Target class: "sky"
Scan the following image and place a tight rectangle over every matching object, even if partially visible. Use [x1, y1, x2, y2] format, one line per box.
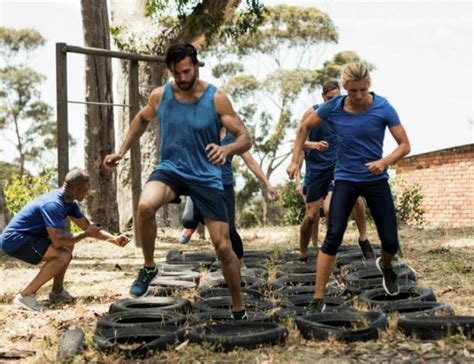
[0, 0, 473, 185]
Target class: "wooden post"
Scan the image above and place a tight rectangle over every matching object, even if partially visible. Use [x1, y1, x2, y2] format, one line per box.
[129, 60, 141, 246]
[56, 43, 69, 185]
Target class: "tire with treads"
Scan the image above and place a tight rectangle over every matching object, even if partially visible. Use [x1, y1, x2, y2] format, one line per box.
[188, 321, 288, 351]
[189, 310, 272, 324]
[96, 310, 186, 332]
[93, 326, 184, 357]
[109, 297, 191, 314]
[295, 311, 387, 342]
[358, 286, 436, 309]
[397, 315, 474, 340]
[200, 276, 265, 291]
[196, 287, 262, 301]
[193, 296, 274, 312]
[280, 295, 350, 309]
[340, 259, 407, 274]
[272, 285, 345, 299]
[274, 306, 358, 322]
[378, 302, 454, 317]
[343, 266, 416, 293]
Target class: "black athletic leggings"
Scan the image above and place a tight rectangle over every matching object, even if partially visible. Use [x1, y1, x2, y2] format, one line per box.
[182, 185, 244, 259]
[321, 179, 399, 256]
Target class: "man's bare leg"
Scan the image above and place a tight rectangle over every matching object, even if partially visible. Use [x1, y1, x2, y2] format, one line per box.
[204, 218, 244, 312]
[137, 181, 177, 267]
[22, 246, 72, 296]
[314, 251, 336, 299]
[352, 197, 368, 241]
[300, 199, 322, 260]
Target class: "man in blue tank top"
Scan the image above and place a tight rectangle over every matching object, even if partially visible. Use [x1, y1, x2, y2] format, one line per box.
[103, 44, 251, 319]
[294, 81, 374, 262]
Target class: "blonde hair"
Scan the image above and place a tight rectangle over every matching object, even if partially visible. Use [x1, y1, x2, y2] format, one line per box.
[341, 63, 371, 86]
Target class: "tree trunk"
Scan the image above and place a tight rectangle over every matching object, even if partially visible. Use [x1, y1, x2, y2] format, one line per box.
[0, 181, 9, 232]
[111, 0, 242, 231]
[81, 0, 119, 232]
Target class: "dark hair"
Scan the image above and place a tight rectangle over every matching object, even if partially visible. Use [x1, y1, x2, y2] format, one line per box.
[322, 80, 340, 96]
[165, 43, 198, 68]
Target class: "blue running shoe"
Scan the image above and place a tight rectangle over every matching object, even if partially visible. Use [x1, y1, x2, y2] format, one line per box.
[129, 265, 158, 297]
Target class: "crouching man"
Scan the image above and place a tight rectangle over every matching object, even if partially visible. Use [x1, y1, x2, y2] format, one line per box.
[0, 168, 129, 311]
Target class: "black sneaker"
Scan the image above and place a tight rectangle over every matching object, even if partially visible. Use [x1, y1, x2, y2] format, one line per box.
[358, 239, 375, 260]
[376, 257, 399, 296]
[129, 265, 158, 297]
[231, 309, 248, 320]
[305, 298, 326, 314]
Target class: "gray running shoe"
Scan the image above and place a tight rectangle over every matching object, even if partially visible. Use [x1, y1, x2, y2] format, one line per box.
[14, 293, 44, 312]
[49, 289, 75, 303]
[376, 257, 400, 296]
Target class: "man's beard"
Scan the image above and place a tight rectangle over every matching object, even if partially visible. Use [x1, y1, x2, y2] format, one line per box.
[177, 74, 197, 91]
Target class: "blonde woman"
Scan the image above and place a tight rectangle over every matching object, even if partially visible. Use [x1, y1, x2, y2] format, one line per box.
[287, 63, 410, 312]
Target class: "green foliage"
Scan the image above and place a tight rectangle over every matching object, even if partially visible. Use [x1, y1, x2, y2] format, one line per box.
[0, 161, 23, 182]
[315, 51, 375, 85]
[395, 180, 425, 226]
[278, 181, 305, 225]
[0, 27, 58, 175]
[238, 209, 260, 228]
[4, 171, 55, 216]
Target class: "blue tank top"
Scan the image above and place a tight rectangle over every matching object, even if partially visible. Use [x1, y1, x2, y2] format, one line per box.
[220, 132, 235, 187]
[156, 82, 223, 190]
[303, 104, 338, 186]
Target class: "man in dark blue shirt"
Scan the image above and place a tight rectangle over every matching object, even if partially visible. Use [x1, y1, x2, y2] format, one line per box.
[0, 169, 129, 311]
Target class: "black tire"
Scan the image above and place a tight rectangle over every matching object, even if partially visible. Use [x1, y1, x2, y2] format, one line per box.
[149, 278, 197, 296]
[166, 250, 216, 263]
[157, 270, 201, 283]
[189, 310, 272, 324]
[340, 259, 407, 274]
[277, 262, 317, 275]
[336, 249, 381, 267]
[196, 287, 262, 301]
[97, 310, 186, 332]
[295, 311, 387, 342]
[193, 296, 274, 312]
[93, 326, 184, 357]
[188, 321, 288, 351]
[358, 286, 436, 309]
[270, 275, 319, 290]
[57, 328, 84, 361]
[272, 285, 345, 299]
[344, 266, 416, 293]
[274, 306, 357, 322]
[159, 262, 202, 272]
[200, 276, 265, 291]
[109, 297, 191, 314]
[397, 315, 474, 340]
[378, 301, 454, 317]
[280, 295, 350, 309]
[243, 250, 272, 260]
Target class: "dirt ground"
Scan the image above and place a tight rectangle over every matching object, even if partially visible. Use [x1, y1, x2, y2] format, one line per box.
[0, 223, 473, 363]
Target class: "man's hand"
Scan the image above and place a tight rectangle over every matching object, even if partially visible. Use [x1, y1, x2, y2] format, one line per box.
[206, 143, 228, 165]
[304, 141, 329, 151]
[365, 159, 387, 175]
[295, 183, 304, 197]
[103, 153, 122, 169]
[85, 224, 101, 238]
[108, 235, 130, 247]
[287, 162, 299, 180]
[266, 184, 279, 201]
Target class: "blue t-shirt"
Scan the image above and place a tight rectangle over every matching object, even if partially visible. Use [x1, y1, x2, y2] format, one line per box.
[156, 82, 223, 190]
[0, 189, 84, 253]
[316, 93, 400, 182]
[220, 132, 235, 187]
[303, 104, 338, 187]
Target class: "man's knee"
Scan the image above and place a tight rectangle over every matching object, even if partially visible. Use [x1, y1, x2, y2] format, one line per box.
[214, 240, 234, 264]
[137, 200, 157, 220]
[56, 248, 72, 266]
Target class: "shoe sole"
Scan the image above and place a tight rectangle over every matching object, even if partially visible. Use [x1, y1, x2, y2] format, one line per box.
[376, 258, 399, 296]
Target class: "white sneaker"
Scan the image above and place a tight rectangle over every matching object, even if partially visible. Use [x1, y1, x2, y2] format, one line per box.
[49, 289, 75, 303]
[14, 293, 44, 312]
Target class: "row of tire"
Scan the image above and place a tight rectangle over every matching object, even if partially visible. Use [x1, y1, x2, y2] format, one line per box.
[90, 246, 473, 357]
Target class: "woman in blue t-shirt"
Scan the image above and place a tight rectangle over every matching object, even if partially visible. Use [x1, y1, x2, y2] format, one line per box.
[287, 63, 411, 312]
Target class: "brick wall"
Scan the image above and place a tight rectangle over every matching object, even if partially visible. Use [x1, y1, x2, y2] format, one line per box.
[395, 144, 474, 228]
